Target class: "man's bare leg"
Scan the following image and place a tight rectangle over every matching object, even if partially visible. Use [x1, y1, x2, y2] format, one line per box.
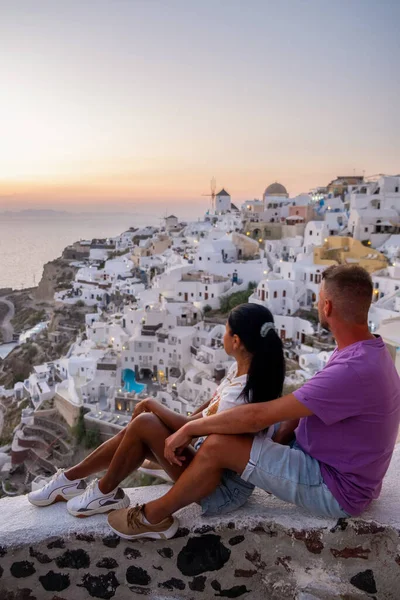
[98, 412, 195, 494]
[144, 433, 252, 524]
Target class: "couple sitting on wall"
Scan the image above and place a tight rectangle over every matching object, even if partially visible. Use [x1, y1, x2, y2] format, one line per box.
[28, 265, 400, 540]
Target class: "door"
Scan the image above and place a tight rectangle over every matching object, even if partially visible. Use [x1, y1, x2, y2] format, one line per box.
[184, 293, 188, 301]
[280, 329, 286, 341]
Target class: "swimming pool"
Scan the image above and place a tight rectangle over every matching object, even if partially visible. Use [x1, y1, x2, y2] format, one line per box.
[122, 369, 147, 394]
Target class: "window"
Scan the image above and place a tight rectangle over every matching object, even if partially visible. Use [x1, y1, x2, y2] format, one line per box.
[283, 290, 286, 297]
[178, 292, 182, 296]
[309, 231, 313, 236]
[310, 274, 314, 282]
[125, 357, 128, 362]
[395, 187, 399, 193]
[191, 293, 194, 297]
[205, 285, 208, 291]
[364, 227, 368, 233]
[273, 291, 277, 299]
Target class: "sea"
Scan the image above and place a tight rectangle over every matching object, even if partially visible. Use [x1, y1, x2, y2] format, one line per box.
[0, 207, 199, 291]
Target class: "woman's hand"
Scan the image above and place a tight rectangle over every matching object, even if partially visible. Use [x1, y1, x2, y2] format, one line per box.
[164, 424, 193, 466]
[131, 398, 152, 421]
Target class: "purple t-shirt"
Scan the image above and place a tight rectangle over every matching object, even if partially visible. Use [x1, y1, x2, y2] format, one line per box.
[294, 336, 400, 516]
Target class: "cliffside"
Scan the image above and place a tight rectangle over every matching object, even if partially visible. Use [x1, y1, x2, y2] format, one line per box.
[35, 257, 78, 302]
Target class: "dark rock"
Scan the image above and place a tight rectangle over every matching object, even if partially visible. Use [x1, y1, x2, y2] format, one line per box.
[0, 564, 3, 579]
[39, 571, 70, 592]
[78, 572, 119, 599]
[229, 535, 245, 546]
[177, 534, 231, 576]
[10, 561, 36, 578]
[194, 525, 215, 534]
[47, 538, 65, 550]
[174, 527, 190, 538]
[96, 557, 119, 569]
[234, 569, 257, 578]
[350, 569, 377, 594]
[102, 534, 120, 548]
[124, 547, 142, 560]
[189, 575, 207, 591]
[0, 545, 7, 557]
[55, 549, 90, 569]
[395, 555, 400, 566]
[227, 522, 235, 529]
[159, 577, 186, 591]
[330, 518, 348, 533]
[75, 533, 95, 542]
[50, 597, 67, 600]
[29, 546, 53, 564]
[0, 590, 37, 600]
[244, 550, 266, 569]
[331, 546, 371, 560]
[212, 580, 222, 591]
[353, 521, 385, 535]
[127, 587, 150, 596]
[250, 525, 265, 533]
[157, 547, 173, 559]
[291, 529, 324, 554]
[152, 565, 163, 571]
[126, 565, 151, 586]
[212, 581, 250, 597]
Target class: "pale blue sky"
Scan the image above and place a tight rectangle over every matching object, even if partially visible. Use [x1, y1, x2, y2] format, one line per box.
[1, 0, 399, 210]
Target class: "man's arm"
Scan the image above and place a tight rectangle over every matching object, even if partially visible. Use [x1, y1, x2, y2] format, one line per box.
[164, 394, 313, 464]
[188, 394, 312, 436]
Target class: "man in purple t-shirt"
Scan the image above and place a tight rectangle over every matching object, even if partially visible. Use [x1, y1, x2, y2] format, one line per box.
[107, 265, 400, 539]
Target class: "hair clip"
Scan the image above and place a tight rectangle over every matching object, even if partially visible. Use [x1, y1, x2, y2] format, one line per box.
[260, 322, 275, 337]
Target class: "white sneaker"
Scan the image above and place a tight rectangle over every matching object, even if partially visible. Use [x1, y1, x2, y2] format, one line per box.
[138, 460, 173, 483]
[67, 479, 130, 518]
[28, 469, 87, 507]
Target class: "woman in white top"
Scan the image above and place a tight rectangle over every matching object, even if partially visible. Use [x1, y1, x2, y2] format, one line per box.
[28, 304, 285, 525]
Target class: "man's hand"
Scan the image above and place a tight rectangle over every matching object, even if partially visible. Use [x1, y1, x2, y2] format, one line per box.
[164, 424, 193, 466]
[131, 398, 152, 421]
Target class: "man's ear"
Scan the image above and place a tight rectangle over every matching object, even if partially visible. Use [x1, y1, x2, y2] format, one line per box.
[325, 298, 333, 318]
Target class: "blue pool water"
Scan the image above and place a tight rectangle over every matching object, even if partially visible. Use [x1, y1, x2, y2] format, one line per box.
[122, 369, 147, 394]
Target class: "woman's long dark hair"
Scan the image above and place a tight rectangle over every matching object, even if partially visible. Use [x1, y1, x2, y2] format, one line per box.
[228, 303, 285, 404]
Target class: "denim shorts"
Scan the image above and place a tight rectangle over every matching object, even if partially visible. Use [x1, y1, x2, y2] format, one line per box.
[200, 468, 255, 516]
[241, 432, 351, 518]
[195, 436, 255, 516]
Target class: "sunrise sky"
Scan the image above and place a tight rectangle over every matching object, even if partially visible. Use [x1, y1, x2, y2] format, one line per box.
[1, 0, 399, 212]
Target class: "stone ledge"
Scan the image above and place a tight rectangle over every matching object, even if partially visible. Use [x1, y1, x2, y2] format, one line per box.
[0, 447, 399, 599]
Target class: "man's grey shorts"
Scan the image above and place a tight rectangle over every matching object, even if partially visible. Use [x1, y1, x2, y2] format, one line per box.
[200, 432, 351, 519]
[241, 433, 351, 518]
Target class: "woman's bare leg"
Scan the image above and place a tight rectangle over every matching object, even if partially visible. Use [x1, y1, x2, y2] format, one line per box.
[98, 412, 195, 494]
[65, 428, 127, 481]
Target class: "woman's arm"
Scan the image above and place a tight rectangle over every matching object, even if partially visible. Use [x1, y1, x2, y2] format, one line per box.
[191, 398, 212, 416]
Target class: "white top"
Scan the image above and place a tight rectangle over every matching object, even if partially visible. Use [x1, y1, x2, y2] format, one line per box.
[201, 362, 274, 439]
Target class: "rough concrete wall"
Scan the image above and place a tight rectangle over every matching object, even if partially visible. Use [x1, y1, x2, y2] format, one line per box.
[1, 512, 400, 598]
